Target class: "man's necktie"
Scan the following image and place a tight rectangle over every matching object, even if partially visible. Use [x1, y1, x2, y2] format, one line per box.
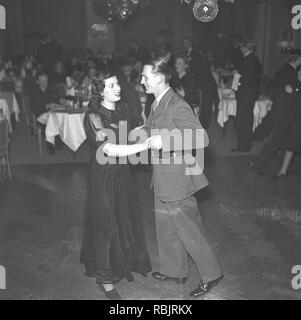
[152, 99, 158, 112]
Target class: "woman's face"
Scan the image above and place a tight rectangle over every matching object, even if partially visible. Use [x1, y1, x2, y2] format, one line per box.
[102, 76, 121, 103]
[175, 58, 187, 74]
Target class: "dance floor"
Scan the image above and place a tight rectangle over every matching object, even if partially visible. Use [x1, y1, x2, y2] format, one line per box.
[1, 154, 301, 300]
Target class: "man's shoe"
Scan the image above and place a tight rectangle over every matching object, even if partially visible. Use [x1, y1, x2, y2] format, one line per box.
[98, 284, 122, 300]
[152, 272, 187, 284]
[249, 162, 264, 175]
[190, 276, 223, 298]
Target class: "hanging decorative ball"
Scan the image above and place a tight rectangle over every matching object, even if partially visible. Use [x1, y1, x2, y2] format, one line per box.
[193, 0, 219, 22]
[117, 5, 132, 21]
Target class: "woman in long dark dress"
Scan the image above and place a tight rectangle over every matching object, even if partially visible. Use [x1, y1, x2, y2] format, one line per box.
[80, 73, 152, 300]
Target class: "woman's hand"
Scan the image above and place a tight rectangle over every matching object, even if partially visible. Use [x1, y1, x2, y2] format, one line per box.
[96, 131, 106, 142]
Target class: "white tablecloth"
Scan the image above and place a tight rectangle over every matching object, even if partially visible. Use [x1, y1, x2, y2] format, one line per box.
[217, 88, 272, 131]
[41, 112, 87, 152]
[0, 92, 20, 122]
[0, 93, 20, 132]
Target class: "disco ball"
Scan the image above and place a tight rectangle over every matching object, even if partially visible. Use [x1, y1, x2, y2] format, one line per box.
[193, 0, 219, 22]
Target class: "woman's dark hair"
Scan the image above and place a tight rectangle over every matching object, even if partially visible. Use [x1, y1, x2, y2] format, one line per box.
[90, 70, 116, 106]
[145, 57, 172, 84]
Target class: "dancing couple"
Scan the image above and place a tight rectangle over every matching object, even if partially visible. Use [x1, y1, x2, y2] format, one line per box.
[80, 58, 223, 300]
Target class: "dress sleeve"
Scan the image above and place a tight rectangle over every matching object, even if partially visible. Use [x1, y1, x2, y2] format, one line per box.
[84, 112, 108, 147]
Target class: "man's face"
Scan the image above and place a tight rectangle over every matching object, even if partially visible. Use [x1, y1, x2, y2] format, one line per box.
[88, 68, 97, 79]
[175, 57, 187, 74]
[240, 45, 247, 55]
[141, 65, 161, 95]
[38, 75, 48, 90]
[122, 65, 132, 78]
[184, 39, 192, 52]
[55, 62, 63, 74]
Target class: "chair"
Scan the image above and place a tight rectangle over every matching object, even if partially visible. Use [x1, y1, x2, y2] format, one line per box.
[22, 96, 43, 155]
[0, 118, 12, 180]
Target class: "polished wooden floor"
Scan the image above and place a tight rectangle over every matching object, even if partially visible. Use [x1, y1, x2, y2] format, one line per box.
[1, 152, 301, 300]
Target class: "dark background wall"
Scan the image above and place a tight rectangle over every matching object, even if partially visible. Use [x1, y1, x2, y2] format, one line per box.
[21, 0, 86, 57]
[112, 0, 257, 54]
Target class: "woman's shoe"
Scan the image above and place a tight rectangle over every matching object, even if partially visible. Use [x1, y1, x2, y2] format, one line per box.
[98, 284, 122, 300]
[274, 172, 288, 179]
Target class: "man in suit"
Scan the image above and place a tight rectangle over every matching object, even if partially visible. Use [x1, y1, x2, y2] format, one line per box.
[226, 33, 244, 71]
[29, 72, 61, 154]
[250, 49, 301, 174]
[119, 62, 143, 129]
[30, 73, 57, 117]
[183, 37, 219, 129]
[231, 39, 262, 152]
[140, 58, 223, 297]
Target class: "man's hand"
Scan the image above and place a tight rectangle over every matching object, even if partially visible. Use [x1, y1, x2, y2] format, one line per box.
[45, 103, 55, 111]
[149, 135, 163, 150]
[285, 84, 293, 94]
[96, 131, 106, 142]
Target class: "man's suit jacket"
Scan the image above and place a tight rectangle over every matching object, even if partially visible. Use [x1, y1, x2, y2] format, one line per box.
[144, 88, 209, 202]
[237, 52, 262, 100]
[29, 85, 58, 117]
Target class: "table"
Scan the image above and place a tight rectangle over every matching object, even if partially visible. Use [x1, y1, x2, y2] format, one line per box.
[217, 88, 272, 132]
[0, 92, 20, 132]
[38, 111, 87, 152]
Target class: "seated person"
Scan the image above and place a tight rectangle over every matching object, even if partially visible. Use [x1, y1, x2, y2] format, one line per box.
[171, 55, 199, 115]
[49, 61, 66, 85]
[30, 73, 58, 117]
[119, 62, 143, 129]
[0, 65, 6, 81]
[0, 66, 14, 90]
[29, 72, 62, 154]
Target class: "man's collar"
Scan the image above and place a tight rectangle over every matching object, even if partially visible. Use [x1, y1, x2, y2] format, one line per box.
[156, 87, 171, 105]
[244, 50, 252, 58]
[289, 63, 297, 71]
[187, 47, 192, 55]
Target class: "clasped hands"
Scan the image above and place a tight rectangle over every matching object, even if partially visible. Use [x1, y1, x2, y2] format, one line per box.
[145, 135, 163, 150]
[129, 127, 162, 150]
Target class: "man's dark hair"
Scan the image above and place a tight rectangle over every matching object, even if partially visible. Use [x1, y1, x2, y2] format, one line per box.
[145, 57, 172, 84]
[36, 72, 48, 80]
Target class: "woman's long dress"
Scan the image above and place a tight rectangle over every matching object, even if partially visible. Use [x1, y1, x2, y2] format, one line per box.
[80, 102, 152, 284]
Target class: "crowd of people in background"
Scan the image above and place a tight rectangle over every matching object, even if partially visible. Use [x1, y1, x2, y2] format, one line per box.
[1, 30, 301, 176]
